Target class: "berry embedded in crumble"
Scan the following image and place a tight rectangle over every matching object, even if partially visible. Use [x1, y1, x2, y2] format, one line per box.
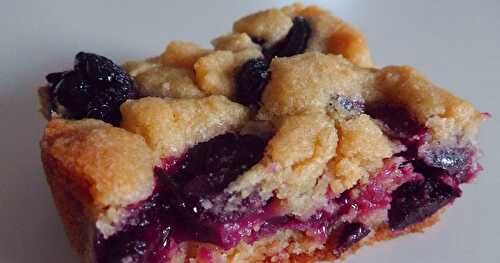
[38, 3, 486, 263]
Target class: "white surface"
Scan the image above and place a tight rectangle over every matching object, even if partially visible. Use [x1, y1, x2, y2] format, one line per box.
[0, 0, 499, 262]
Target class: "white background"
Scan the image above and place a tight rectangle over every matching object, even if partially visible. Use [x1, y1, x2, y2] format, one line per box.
[0, 0, 499, 262]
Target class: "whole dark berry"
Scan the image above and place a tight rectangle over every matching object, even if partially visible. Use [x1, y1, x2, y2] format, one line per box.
[53, 71, 93, 119]
[335, 223, 371, 253]
[46, 52, 138, 125]
[264, 16, 312, 59]
[180, 133, 268, 197]
[366, 104, 424, 140]
[74, 52, 134, 87]
[234, 17, 311, 107]
[235, 58, 270, 106]
[388, 178, 461, 231]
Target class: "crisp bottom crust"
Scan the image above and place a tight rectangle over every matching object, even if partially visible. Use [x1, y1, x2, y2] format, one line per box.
[288, 209, 443, 263]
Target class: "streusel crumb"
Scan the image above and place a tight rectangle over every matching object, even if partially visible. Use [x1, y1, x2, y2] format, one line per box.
[328, 114, 394, 193]
[261, 52, 375, 118]
[123, 58, 205, 98]
[120, 95, 249, 158]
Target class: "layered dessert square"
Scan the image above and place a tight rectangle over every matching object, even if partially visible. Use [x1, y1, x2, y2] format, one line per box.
[38, 4, 486, 263]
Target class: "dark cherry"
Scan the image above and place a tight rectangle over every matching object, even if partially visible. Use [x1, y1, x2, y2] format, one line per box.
[264, 16, 312, 59]
[235, 17, 311, 107]
[54, 70, 93, 118]
[178, 133, 267, 197]
[235, 58, 270, 106]
[388, 178, 461, 231]
[46, 52, 137, 125]
[366, 104, 424, 140]
[335, 223, 371, 253]
[95, 190, 174, 263]
[75, 52, 134, 86]
[96, 133, 269, 262]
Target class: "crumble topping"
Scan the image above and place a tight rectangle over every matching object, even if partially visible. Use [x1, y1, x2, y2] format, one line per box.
[244, 113, 337, 217]
[233, 8, 294, 47]
[41, 119, 155, 236]
[125, 62, 204, 98]
[328, 114, 395, 194]
[211, 33, 262, 52]
[120, 95, 249, 158]
[160, 41, 210, 69]
[260, 52, 375, 118]
[374, 66, 483, 143]
[194, 49, 262, 97]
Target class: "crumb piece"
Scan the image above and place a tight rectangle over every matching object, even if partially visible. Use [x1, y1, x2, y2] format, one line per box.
[160, 41, 210, 69]
[328, 114, 394, 194]
[212, 33, 261, 52]
[194, 49, 262, 97]
[120, 96, 249, 157]
[234, 8, 293, 46]
[261, 52, 375, 117]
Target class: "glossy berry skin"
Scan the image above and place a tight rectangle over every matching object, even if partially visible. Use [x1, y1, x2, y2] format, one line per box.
[335, 223, 371, 253]
[180, 133, 268, 197]
[95, 133, 269, 263]
[264, 16, 312, 59]
[235, 58, 270, 106]
[366, 104, 424, 140]
[388, 178, 461, 231]
[46, 52, 137, 125]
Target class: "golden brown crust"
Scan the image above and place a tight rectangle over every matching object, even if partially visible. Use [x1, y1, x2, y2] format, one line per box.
[160, 41, 210, 69]
[42, 149, 95, 261]
[260, 53, 376, 118]
[123, 4, 374, 102]
[41, 119, 155, 209]
[41, 119, 156, 242]
[211, 33, 262, 52]
[41, 119, 156, 261]
[373, 66, 484, 143]
[260, 52, 482, 143]
[286, 209, 443, 263]
[328, 114, 394, 194]
[123, 59, 205, 99]
[193, 49, 262, 97]
[167, 208, 443, 263]
[233, 8, 294, 47]
[288, 5, 373, 67]
[120, 95, 250, 158]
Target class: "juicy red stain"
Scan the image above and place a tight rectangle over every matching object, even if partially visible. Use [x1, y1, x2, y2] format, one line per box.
[388, 178, 461, 230]
[95, 133, 269, 262]
[95, 106, 483, 262]
[197, 247, 214, 263]
[366, 104, 425, 140]
[335, 159, 422, 222]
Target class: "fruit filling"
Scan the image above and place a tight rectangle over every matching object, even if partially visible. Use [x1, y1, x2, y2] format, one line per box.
[235, 16, 311, 106]
[94, 103, 481, 262]
[45, 52, 138, 125]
